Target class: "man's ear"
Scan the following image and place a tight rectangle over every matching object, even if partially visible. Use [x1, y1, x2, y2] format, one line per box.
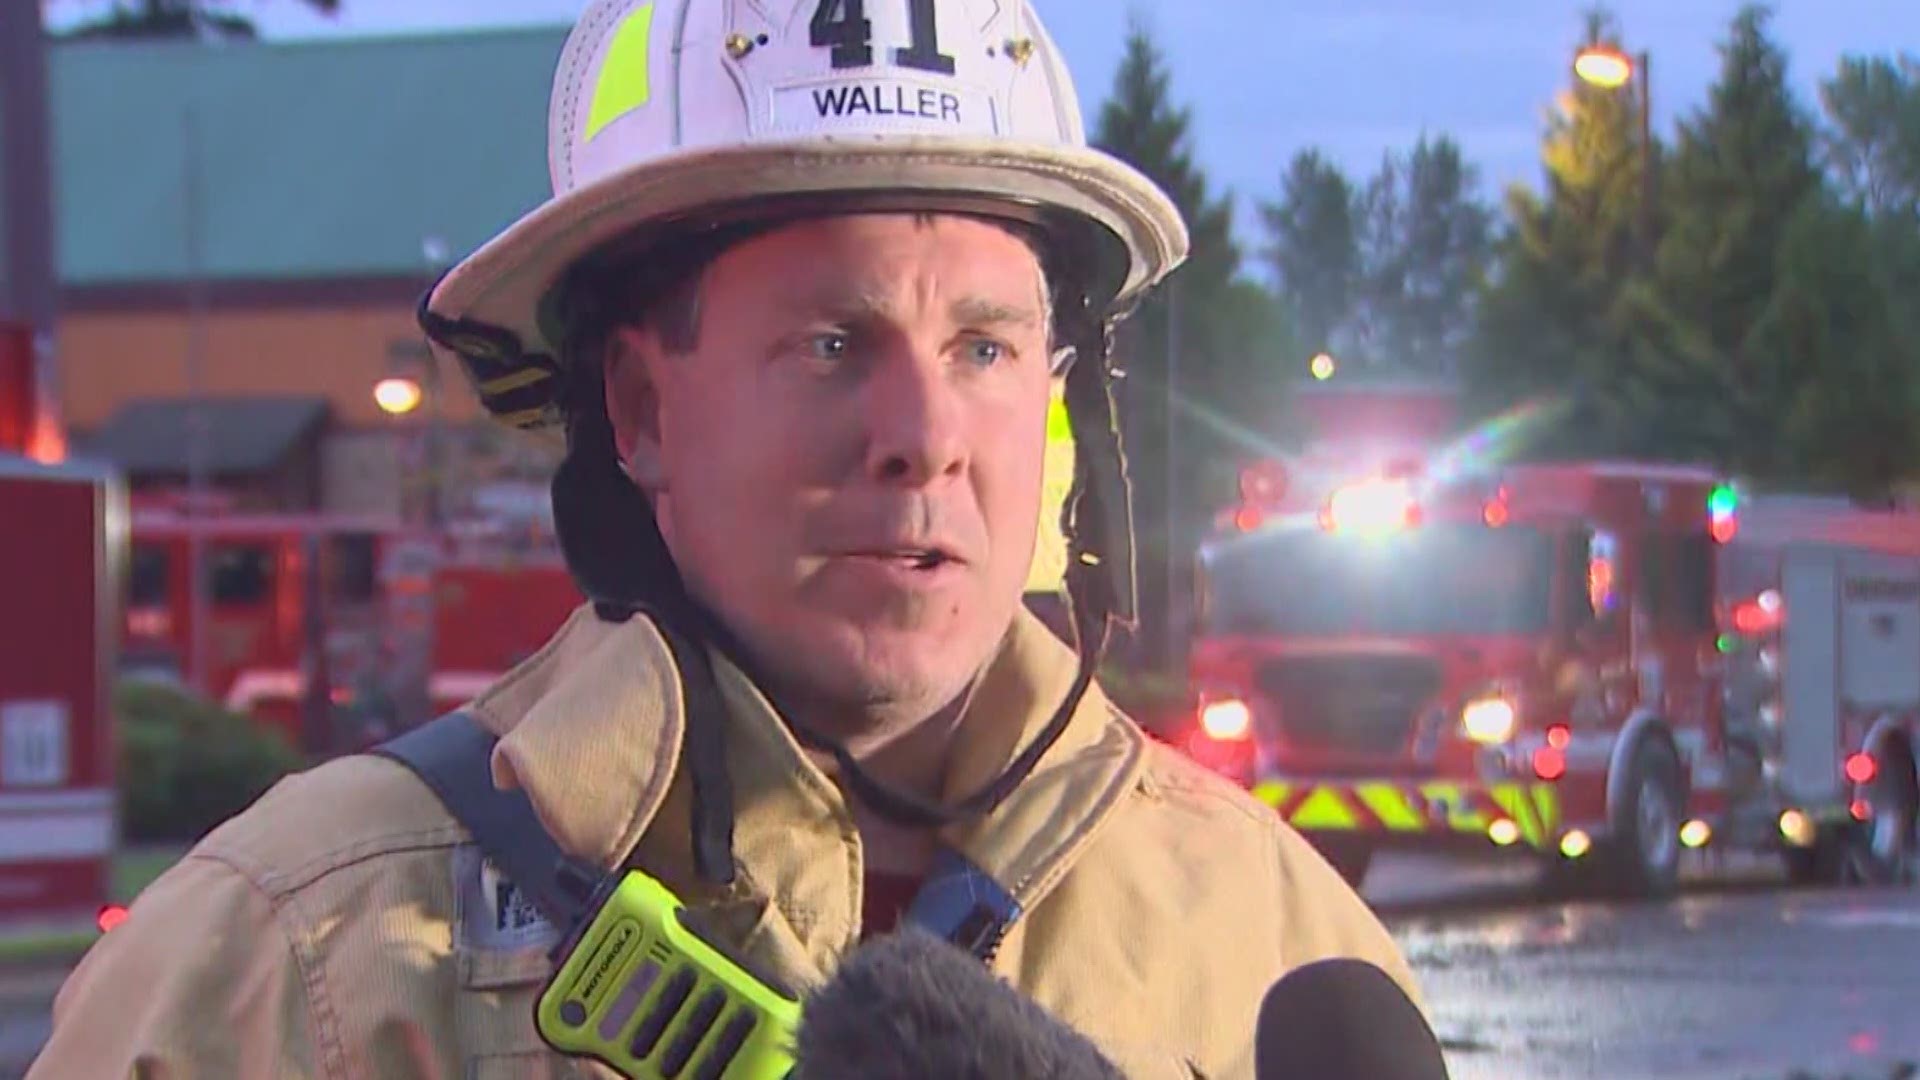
[604, 325, 668, 494]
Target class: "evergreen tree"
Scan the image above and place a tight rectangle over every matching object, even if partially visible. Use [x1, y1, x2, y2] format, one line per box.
[1651, 3, 1819, 424]
[1466, 9, 1646, 454]
[1749, 195, 1920, 500]
[1818, 54, 1920, 219]
[1092, 15, 1248, 661]
[1357, 135, 1492, 375]
[60, 0, 339, 40]
[1259, 150, 1359, 360]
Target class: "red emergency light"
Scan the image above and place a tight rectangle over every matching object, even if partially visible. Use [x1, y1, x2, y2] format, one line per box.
[1238, 460, 1289, 507]
[96, 904, 129, 933]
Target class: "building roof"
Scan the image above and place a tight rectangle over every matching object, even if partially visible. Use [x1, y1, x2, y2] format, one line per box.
[45, 27, 565, 287]
[82, 395, 330, 475]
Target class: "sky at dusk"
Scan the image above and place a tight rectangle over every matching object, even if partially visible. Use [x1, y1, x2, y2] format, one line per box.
[45, 1, 1920, 245]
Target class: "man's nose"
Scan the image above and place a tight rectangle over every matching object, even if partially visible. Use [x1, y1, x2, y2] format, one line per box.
[862, 350, 968, 486]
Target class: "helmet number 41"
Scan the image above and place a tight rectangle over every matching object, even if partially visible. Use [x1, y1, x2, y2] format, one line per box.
[812, 0, 957, 75]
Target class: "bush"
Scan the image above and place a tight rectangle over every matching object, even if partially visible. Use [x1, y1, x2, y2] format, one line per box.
[115, 680, 303, 843]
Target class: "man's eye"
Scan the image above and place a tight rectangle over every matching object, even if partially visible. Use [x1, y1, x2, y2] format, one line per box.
[805, 333, 851, 361]
[963, 338, 1008, 367]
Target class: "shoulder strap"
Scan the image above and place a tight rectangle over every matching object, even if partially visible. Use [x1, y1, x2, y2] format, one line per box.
[371, 712, 601, 930]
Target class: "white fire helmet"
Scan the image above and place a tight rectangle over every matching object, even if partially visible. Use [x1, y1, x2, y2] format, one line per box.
[420, 0, 1189, 437]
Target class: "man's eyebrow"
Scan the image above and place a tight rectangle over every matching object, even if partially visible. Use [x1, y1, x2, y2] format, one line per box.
[779, 289, 1042, 329]
[950, 297, 1042, 328]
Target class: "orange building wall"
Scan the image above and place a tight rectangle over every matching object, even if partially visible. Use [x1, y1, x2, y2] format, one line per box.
[56, 296, 481, 431]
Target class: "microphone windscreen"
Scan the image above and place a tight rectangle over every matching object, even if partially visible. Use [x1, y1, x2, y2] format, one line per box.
[1255, 958, 1449, 1080]
[793, 928, 1124, 1080]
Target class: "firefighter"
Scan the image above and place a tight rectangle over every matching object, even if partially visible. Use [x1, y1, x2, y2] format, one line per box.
[31, 2, 1417, 1075]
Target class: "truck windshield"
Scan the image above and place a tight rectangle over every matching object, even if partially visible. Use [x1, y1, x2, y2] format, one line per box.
[1199, 524, 1555, 637]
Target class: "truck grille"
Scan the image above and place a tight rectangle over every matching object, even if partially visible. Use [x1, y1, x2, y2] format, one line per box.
[1255, 656, 1442, 757]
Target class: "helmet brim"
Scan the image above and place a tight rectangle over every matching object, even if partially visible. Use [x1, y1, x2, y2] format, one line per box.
[422, 136, 1189, 438]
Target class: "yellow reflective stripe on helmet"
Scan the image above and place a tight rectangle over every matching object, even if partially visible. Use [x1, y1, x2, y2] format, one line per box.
[585, 3, 655, 141]
[1046, 389, 1072, 443]
[1488, 784, 1541, 847]
[1250, 780, 1290, 809]
[480, 366, 553, 397]
[494, 405, 551, 429]
[1356, 784, 1424, 831]
[1290, 788, 1359, 830]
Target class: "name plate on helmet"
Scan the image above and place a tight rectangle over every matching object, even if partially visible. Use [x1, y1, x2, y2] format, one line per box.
[770, 76, 998, 134]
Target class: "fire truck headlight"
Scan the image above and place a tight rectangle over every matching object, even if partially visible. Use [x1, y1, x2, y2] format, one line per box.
[1462, 697, 1518, 745]
[1200, 699, 1253, 742]
[1324, 479, 1419, 537]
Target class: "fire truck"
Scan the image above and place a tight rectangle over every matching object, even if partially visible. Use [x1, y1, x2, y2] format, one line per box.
[1182, 384, 1919, 896]
[123, 500, 582, 755]
[0, 322, 123, 920]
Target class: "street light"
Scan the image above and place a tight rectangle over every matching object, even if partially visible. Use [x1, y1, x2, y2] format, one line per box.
[1573, 45, 1633, 89]
[374, 376, 423, 416]
[1574, 43, 1655, 268]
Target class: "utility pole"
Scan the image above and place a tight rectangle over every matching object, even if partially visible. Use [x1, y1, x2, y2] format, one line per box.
[1636, 50, 1656, 273]
[0, 0, 60, 451]
[1163, 279, 1182, 669]
[183, 106, 213, 697]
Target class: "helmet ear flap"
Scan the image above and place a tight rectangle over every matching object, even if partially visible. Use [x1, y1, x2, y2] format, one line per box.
[549, 333, 679, 611]
[1058, 302, 1136, 637]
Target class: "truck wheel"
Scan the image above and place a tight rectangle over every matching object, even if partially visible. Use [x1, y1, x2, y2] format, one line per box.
[1855, 755, 1918, 886]
[1313, 837, 1375, 889]
[1605, 739, 1683, 899]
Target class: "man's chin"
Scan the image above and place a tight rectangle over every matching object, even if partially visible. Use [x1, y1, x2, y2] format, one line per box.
[770, 623, 987, 728]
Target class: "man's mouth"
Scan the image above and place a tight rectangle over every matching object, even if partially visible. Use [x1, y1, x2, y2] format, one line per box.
[844, 547, 962, 571]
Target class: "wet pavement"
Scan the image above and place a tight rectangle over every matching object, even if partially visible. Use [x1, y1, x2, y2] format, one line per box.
[1375, 855, 1920, 1080]
[0, 856, 1911, 1078]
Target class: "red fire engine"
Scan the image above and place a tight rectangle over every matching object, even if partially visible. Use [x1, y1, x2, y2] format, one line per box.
[0, 321, 122, 920]
[1183, 384, 1919, 896]
[123, 500, 582, 754]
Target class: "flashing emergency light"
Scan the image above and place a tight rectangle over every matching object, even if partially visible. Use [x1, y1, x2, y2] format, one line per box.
[1680, 820, 1713, 849]
[1845, 752, 1878, 786]
[1732, 599, 1781, 637]
[1200, 699, 1254, 742]
[1778, 809, 1817, 847]
[1851, 799, 1872, 822]
[1239, 460, 1288, 506]
[1588, 555, 1617, 615]
[1323, 478, 1419, 537]
[1462, 697, 1518, 745]
[1708, 484, 1739, 543]
[1532, 745, 1567, 782]
[97, 904, 130, 933]
[1546, 724, 1572, 751]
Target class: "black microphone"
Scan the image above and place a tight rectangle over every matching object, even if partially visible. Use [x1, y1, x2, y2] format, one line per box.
[1255, 958, 1451, 1079]
[792, 928, 1124, 1079]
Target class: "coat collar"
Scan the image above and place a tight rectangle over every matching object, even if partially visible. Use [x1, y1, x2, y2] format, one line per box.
[468, 603, 1147, 972]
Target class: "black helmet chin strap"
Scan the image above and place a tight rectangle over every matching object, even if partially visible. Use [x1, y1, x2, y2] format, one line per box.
[550, 278, 1135, 874]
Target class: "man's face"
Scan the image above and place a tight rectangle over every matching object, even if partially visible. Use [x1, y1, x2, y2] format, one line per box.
[606, 214, 1052, 734]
